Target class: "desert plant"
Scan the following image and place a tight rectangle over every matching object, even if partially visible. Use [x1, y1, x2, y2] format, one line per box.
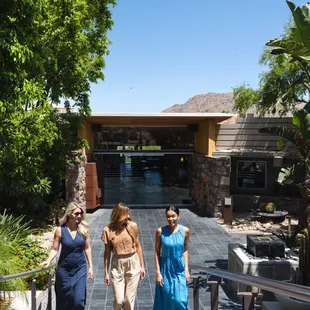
[296, 223, 310, 286]
[273, 229, 299, 250]
[0, 210, 32, 246]
[258, 202, 267, 211]
[265, 202, 276, 213]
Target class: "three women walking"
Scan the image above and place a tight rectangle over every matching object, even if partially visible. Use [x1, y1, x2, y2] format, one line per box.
[41, 201, 190, 310]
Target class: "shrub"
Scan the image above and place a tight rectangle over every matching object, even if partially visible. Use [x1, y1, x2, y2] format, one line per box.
[0, 210, 52, 292]
[0, 242, 25, 293]
[18, 238, 51, 290]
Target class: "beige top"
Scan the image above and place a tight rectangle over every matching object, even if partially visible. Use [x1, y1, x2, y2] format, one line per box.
[102, 226, 135, 255]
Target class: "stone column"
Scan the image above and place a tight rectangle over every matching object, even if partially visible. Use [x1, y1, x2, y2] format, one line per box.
[66, 159, 86, 209]
[191, 153, 231, 216]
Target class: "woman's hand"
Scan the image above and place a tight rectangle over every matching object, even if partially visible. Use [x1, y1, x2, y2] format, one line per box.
[88, 266, 93, 280]
[140, 267, 146, 280]
[156, 273, 164, 287]
[39, 261, 50, 268]
[186, 270, 191, 282]
[104, 273, 110, 286]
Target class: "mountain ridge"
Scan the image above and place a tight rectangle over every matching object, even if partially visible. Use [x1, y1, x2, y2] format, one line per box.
[162, 92, 235, 113]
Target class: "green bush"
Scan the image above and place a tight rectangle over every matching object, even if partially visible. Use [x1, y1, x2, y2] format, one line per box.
[18, 238, 51, 290]
[0, 242, 25, 293]
[0, 210, 52, 292]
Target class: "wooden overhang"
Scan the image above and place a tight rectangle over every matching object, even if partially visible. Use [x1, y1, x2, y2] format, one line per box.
[85, 112, 235, 126]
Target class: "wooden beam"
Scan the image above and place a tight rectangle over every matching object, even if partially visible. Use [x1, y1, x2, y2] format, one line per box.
[208, 119, 216, 156]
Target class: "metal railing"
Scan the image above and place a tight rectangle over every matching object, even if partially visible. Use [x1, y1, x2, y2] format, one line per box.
[3, 263, 310, 310]
[0, 264, 56, 310]
[189, 264, 310, 310]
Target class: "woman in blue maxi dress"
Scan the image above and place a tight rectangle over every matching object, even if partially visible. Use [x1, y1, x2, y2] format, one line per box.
[55, 225, 87, 310]
[153, 206, 190, 310]
[40, 202, 93, 310]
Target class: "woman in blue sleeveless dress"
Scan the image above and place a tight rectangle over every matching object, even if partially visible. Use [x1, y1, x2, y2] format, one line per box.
[40, 202, 93, 310]
[153, 206, 190, 310]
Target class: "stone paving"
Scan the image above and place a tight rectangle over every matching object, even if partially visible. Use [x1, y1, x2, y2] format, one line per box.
[85, 208, 247, 310]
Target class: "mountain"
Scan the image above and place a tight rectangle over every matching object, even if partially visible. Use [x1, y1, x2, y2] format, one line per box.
[162, 92, 235, 113]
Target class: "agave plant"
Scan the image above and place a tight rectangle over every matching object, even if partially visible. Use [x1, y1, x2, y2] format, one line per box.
[0, 209, 32, 246]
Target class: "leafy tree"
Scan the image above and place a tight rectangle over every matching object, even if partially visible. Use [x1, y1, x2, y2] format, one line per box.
[233, 1, 310, 116]
[0, 0, 116, 213]
[255, 1, 310, 198]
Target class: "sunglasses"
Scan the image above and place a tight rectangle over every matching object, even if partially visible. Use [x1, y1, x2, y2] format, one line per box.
[72, 211, 83, 216]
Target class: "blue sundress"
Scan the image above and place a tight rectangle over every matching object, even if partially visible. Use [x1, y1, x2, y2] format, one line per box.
[55, 226, 87, 310]
[153, 224, 188, 310]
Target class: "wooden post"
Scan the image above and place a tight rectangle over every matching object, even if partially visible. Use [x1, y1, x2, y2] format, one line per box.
[208, 280, 219, 310]
[224, 196, 233, 225]
[192, 276, 200, 310]
[242, 292, 255, 310]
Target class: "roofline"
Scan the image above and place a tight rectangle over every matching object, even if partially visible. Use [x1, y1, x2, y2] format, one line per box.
[89, 112, 236, 118]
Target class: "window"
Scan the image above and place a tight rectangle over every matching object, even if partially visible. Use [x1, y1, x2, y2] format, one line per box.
[94, 127, 195, 150]
[237, 161, 266, 189]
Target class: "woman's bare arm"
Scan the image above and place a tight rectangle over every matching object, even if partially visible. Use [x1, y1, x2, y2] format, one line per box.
[154, 227, 163, 286]
[133, 223, 146, 279]
[102, 228, 112, 285]
[84, 232, 93, 279]
[40, 227, 61, 267]
[183, 226, 190, 281]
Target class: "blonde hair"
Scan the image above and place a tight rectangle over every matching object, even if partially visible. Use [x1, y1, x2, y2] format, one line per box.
[109, 202, 138, 246]
[59, 202, 89, 238]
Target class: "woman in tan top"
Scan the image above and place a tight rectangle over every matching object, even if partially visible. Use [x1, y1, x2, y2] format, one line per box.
[102, 202, 146, 310]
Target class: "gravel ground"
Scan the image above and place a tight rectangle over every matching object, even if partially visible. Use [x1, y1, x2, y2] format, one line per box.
[216, 212, 299, 235]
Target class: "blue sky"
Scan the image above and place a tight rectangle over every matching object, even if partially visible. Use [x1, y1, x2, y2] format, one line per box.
[89, 0, 306, 113]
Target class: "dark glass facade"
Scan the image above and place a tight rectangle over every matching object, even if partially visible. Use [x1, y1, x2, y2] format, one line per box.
[94, 126, 195, 151]
[96, 153, 191, 205]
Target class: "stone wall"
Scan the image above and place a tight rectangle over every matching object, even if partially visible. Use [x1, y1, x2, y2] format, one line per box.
[66, 159, 86, 209]
[191, 154, 231, 216]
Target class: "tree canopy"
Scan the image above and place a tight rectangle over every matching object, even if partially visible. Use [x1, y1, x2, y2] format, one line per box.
[233, 1, 310, 116]
[0, 0, 116, 213]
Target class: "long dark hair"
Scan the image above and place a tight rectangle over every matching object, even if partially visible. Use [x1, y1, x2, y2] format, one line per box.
[166, 205, 180, 215]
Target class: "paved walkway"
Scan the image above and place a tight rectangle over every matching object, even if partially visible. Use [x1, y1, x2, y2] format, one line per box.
[86, 208, 247, 310]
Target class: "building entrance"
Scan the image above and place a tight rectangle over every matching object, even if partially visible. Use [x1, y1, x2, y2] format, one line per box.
[95, 153, 191, 206]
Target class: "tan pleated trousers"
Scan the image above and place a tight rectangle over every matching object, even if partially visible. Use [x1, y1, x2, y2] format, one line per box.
[111, 252, 141, 310]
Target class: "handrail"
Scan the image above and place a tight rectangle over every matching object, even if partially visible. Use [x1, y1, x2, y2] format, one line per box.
[190, 264, 310, 303]
[0, 264, 56, 281]
[0, 264, 56, 310]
